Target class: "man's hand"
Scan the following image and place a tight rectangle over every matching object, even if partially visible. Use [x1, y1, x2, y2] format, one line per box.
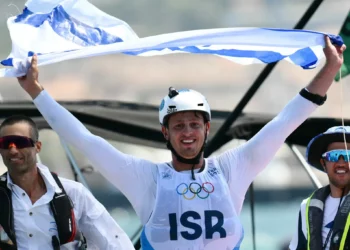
[324, 35, 346, 70]
[17, 54, 44, 99]
[306, 36, 347, 96]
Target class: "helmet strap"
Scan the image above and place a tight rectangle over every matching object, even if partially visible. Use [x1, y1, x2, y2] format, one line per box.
[166, 128, 208, 167]
[167, 141, 204, 164]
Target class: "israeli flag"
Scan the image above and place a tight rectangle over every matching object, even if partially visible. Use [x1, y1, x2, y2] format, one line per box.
[0, 0, 344, 78]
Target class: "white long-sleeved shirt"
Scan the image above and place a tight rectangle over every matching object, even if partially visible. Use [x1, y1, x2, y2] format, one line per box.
[3, 163, 134, 250]
[33, 90, 317, 223]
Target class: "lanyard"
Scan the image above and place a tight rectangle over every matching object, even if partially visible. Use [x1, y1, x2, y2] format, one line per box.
[322, 192, 345, 249]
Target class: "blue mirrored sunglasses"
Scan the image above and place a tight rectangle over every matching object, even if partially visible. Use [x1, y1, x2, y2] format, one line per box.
[321, 149, 350, 162]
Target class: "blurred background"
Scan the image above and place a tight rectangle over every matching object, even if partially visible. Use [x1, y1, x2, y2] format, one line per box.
[0, 0, 350, 249]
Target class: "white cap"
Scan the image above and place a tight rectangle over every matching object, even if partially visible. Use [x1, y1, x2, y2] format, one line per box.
[159, 87, 211, 125]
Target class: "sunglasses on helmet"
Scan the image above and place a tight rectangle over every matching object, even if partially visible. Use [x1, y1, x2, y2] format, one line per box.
[0, 135, 35, 149]
[321, 149, 350, 162]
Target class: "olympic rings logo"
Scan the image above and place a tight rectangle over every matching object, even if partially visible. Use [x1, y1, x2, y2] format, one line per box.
[176, 182, 215, 200]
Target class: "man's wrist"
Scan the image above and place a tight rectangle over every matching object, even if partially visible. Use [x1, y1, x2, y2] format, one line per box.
[26, 81, 44, 100]
[324, 60, 342, 73]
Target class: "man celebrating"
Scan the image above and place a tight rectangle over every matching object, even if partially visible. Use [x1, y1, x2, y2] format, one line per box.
[0, 115, 134, 249]
[16, 36, 345, 249]
[289, 126, 350, 250]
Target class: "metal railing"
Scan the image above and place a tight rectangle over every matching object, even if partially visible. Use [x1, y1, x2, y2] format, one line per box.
[59, 138, 91, 191]
[289, 144, 323, 189]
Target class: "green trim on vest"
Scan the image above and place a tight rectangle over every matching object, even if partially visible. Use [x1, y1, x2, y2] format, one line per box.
[306, 190, 315, 250]
[340, 213, 350, 249]
[306, 185, 350, 250]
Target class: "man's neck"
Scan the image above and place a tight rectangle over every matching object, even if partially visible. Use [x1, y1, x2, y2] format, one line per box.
[172, 156, 205, 172]
[9, 165, 47, 203]
[329, 184, 350, 198]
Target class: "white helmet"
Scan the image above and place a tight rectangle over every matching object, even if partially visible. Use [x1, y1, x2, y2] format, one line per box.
[159, 87, 211, 125]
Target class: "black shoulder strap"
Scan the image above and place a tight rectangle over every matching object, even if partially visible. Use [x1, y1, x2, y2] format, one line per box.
[330, 194, 350, 249]
[296, 209, 307, 250]
[0, 172, 78, 250]
[49, 172, 77, 248]
[0, 173, 17, 249]
[308, 185, 331, 250]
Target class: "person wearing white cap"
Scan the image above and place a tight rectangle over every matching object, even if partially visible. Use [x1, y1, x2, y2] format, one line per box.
[289, 126, 350, 250]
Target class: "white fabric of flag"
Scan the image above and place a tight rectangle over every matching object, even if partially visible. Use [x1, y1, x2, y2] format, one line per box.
[0, 0, 344, 78]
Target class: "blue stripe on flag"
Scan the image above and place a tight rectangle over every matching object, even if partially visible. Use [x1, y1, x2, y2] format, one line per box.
[14, 6, 123, 47]
[1, 51, 42, 67]
[125, 44, 321, 69]
[124, 46, 292, 65]
[288, 47, 318, 69]
[1, 58, 14, 66]
[0, 46, 321, 69]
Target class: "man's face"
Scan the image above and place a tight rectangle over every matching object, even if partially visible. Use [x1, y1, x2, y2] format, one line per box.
[0, 123, 41, 175]
[321, 142, 350, 189]
[162, 111, 210, 159]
